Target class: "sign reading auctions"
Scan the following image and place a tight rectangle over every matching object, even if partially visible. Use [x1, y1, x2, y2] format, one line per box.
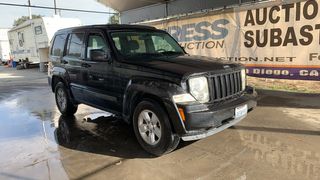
[151, 0, 320, 81]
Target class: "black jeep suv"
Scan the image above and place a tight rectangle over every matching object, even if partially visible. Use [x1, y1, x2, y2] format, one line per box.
[48, 24, 257, 156]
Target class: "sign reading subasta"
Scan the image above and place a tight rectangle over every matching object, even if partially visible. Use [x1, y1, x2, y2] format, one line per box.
[151, 0, 320, 81]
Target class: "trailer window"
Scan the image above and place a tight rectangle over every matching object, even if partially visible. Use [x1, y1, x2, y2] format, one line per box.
[51, 34, 67, 57]
[34, 26, 42, 35]
[67, 33, 84, 58]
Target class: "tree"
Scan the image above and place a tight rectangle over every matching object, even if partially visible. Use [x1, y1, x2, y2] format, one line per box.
[13, 15, 42, 27]
[109, 14, 120, 24]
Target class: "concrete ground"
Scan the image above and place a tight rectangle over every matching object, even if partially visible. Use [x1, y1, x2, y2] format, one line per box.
[0, 66, 319, 180]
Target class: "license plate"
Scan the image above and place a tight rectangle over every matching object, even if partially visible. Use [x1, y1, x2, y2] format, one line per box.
[235, 104, 248, 118]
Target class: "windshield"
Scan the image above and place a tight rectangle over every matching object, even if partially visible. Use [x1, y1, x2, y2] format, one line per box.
[110, 31, 185, 58]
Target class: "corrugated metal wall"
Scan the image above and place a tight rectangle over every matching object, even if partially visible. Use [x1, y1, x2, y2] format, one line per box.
[121, 0, 267, 23]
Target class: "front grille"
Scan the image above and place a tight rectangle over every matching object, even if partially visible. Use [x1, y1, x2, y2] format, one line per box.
[209, 71, 243, 102]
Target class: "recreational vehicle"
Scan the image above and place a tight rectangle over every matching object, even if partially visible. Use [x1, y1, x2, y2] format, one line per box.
[0, 28, 10, 64]
[8, 16, 81, 71]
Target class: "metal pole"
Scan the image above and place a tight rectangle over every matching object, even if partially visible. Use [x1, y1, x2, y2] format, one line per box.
[53, 0, 57, 15]
[165, 1, 168, 18]
[28, 0, 32, 19]
[0, 3, 117, 15]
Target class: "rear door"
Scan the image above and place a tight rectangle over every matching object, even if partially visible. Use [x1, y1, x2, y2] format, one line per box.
[62, 32, 86, 102]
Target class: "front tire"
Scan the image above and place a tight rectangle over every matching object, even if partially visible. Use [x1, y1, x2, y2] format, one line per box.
[55, 82, 78, 116]
[133, 99, 180, 156]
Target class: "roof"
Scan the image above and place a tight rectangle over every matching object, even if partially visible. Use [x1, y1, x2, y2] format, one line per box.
[9, 19, 35, 32]
[56, 24, 157, 33]
[9, 16, 82, 32]
[97, 0, 166, 12]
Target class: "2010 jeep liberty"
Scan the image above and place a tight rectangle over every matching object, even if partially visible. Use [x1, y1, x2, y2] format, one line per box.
[48, 24, 257, 156]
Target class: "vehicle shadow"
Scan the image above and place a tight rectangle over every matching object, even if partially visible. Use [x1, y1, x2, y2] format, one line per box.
[54, 114, 194, 159]
[256, 89, 320, 109]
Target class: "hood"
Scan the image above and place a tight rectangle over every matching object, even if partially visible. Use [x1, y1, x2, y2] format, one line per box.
[124, 55, 243, 77]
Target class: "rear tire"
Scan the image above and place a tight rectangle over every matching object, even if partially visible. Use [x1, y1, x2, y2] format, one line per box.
[55, 82, 78, 116]
[133, 99, 180, 156]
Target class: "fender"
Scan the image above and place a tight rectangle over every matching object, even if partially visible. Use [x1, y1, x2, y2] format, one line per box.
[50, 67, 78, 104]
[51, 66, 71, 91]
[122, 76, 187, 134]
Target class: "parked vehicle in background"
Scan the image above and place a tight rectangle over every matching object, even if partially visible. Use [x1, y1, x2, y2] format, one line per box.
[7, 16, 81, 70]
[0, 28, 10, 64]
[48, 24, 257, 156]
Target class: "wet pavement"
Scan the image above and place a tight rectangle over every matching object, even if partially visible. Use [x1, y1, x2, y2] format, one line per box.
[0, 67, 320, 180]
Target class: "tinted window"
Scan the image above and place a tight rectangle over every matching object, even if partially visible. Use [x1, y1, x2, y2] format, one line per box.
[51, 34, 66, 57]
[112, 37, 121, 50]
[152, 36, 175, 52]
[110, 31, 184, 58]
[86, 33, 108, 59]
[67, 33, 84, 58]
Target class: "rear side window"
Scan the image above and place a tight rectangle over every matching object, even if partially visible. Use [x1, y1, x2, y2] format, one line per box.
[51, 34, 66, 57]
[67, 33, 84, 58]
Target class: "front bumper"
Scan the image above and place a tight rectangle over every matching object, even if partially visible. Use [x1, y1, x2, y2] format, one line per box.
[167, 87, 257, 141]
[181, 115, 246, 141]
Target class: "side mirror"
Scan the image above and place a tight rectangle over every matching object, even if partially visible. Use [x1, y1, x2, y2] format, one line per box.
[90, 49, 109, 62]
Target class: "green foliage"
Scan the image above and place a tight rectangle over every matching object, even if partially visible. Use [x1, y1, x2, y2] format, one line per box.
[109, 14, 120, 24]
[13, 15, 43, 27]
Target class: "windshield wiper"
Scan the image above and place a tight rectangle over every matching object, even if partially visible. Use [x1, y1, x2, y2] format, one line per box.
[159, 51, 183, 56]
[125, 53, 163, 57]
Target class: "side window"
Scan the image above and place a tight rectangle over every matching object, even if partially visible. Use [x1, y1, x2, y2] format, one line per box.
[67, 33, 84, 58]
[86, 33, 108, 59]
[112, 37, 121, 50]
[51, 34, 67, 57]
[152, 36, 174, 51]
[128, 36, 146, 53]
[112, 35, 146, 54]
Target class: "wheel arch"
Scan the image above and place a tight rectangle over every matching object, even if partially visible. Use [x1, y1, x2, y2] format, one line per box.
[51, 67, 76, 104]
[51, 67, 70, 92]
[122, 78, 186, 134]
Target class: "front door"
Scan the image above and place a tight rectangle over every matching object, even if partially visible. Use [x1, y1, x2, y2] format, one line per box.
[82, 31, 121, 112]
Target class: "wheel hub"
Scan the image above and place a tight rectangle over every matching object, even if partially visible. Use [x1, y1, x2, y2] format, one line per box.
[138, 110, 161, 145]
[57, 88, 67, 111]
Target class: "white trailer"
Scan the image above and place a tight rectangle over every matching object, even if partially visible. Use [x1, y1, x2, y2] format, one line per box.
[8, 16, 81, 71]
[0, 28, 10, 64]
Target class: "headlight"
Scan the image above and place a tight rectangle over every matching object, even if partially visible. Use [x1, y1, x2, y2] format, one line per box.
[188, 76, 210, 103]
[172, 93, 196, 103]
[241, 69, 246, 91]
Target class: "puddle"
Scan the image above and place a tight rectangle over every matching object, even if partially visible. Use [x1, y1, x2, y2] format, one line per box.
[239, 131, 320, 179]
[0, 89, 67, 179]
[0, 87, 148, 179]
[0, 73, 23, 79]
[0, 87, 319, 179]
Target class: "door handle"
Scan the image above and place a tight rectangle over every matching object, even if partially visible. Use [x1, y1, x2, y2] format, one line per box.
[61, 59, 68, 64]
[81, 63, 91, 68]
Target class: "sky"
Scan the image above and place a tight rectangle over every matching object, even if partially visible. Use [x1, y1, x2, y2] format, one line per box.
[0, 0, 115, 28]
